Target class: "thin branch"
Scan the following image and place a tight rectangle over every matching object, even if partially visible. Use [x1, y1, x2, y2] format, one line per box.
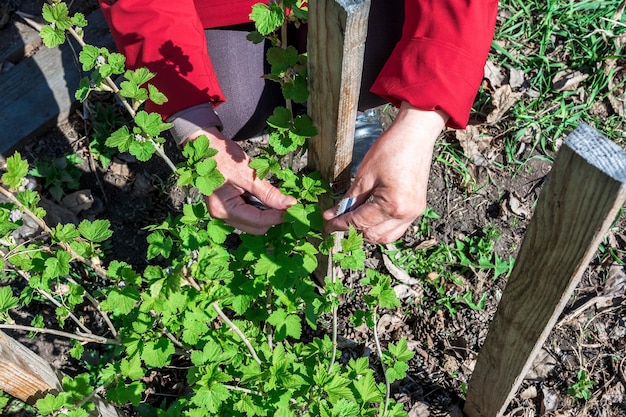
[372, 309, 390, 417]
[212, 302, 262, 366]
[327, 232, 342, 374]
[0, 324, 120, 345]
[0, 185, 119, 340]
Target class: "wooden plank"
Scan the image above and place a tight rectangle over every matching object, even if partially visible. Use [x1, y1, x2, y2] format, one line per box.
[0, 330, 62, 402]
[464, 124, 626, 417]
[0, 9, 115, 155]
[307, 0, 371, 195]
[0, 330, 123, 416]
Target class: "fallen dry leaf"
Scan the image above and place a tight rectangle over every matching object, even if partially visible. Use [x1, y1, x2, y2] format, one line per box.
[484, 60, 506, 89]
[61, 189, 94, 214]
[408, 402, 430, 417]
[551, 70, 589, 92]
[487, 85, 522, 124]
[455, 125, 496, 166]
[382, 252, 420, 285]
[509, 67, 526, 88]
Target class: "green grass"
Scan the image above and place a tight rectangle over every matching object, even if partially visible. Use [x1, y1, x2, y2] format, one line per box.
[491, 0, 626, 164]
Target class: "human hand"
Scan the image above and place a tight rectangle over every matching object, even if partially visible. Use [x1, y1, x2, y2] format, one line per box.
[187, 128, 297, 234]
[323, 102, 448, 244]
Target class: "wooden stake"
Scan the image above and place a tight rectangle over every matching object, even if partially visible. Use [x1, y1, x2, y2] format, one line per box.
[307, 0, 371, 196]
[464, 124, 626, 417]
[0, 330, 123, 416]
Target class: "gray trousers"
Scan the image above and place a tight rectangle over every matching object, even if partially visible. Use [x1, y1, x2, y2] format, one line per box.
[206, 0, 404, 140]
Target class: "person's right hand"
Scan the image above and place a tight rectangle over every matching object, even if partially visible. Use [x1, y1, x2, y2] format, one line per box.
[187, 128, 297, 234]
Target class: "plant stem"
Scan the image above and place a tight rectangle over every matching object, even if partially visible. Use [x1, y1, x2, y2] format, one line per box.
[372, 308, 390, 417]
[0, 185, 119, 340]
[11, 266, 93, 335]
[0, 324, 120, 345]
[212, 302, 262, 366]
[326, 232, 342, 374]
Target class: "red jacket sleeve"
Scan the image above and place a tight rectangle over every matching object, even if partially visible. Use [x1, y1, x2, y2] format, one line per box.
[98, 0, 231, 119]
[370, 0, 498, 129]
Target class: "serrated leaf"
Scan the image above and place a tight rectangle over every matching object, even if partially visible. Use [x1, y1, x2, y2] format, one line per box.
[191, 384, 230, 413]
[249, 3, 284, 36]
[267, 309, 301, 341]
[40, 25, 66, 48]
[78, 219, 112, 243]
[2, 153, 29, 189]
[129, 139, 156, 161]
[43, 251, 72, 279]
[353, 373, 383, 404]
[121, 355, 145, 380]
[196, 170, 225, 196]
[135, 111, 168, 137]
[267, 46, 299, 73]
[324, 374, 355, 403]
[146, 230, 173, 260]
[105, 126, 133, 152]
[79, 45, 99, 71]
[107, 381, 145, 406]
[141, 338, 174, 368]
[267, 106, 292, 130]
[282, 75, 309, 103]
[101, 286, 140, 315]
[148, 84, 167, 105]
[0, 286, 18, 314]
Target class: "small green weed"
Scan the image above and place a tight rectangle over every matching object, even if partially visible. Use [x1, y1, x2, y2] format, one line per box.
[568, 369, 595, 401]
[29, 154, 83, 202]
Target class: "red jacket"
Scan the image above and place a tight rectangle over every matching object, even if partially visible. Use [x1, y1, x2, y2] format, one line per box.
[99, 0, 497, 129]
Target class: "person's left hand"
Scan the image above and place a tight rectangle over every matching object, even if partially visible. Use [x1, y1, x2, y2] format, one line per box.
[323, 102, 448, 244]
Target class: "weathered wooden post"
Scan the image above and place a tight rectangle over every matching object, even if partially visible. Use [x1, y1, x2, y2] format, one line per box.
[464, 124, 626, 417]
[307, 0, 371, 198]
[0, 330, 123, 416]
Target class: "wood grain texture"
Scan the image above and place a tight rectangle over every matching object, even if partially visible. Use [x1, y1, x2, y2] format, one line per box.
[0, 9, 115, 155]
[307, 0, 370, 196]
[0, 331, 123, 416]
[0, 330, 61, 403]
[464, 124, 626, 417]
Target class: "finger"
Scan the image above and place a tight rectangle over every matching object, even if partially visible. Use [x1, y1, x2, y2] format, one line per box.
[249, 178, 297, 211]
[207, 186, 286, 234]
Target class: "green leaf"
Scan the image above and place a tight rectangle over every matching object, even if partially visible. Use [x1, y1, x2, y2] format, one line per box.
[142, 338, 175, 368]
[101, 286, 140, 315]
[36, 393, 65, 415]
[40, 25, 66, 48]
[249, 156, 279, 179]
[267, 106, 292, 130]
[324, 374, 354, 403]
[389, 338, 415, 362]
[121, 355, 145, 380]
[284, 203, 312, 237]
[190, 384, 230, 413]
[249, 3, 284, 36]
[129, 139, 157, 161]
[196, 170, 225, 196]
[268, 309, 301, 341]
[146, 230, 173, 260]
[42, 2, 72, 30]
[353, 373, 383, 404]
[43, 251, 72, 279]
[79, 45, 99, 71]
[105, 126, 133, 152]
[2, 153, 29, 189]
[282, 75, 309, 103]
[78, 219, 113, 243]
[267, 46, 299, 74]
[107, 381, 145, 406]
[125, 67, 154, 86]
[292, 114, 317, 137]
[135, 111, 170, 137]
[0, 286, 18, 314]
[62, 373, 93, 401]
[52, 223, 79, 242]
[148, 84, 168, 105]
